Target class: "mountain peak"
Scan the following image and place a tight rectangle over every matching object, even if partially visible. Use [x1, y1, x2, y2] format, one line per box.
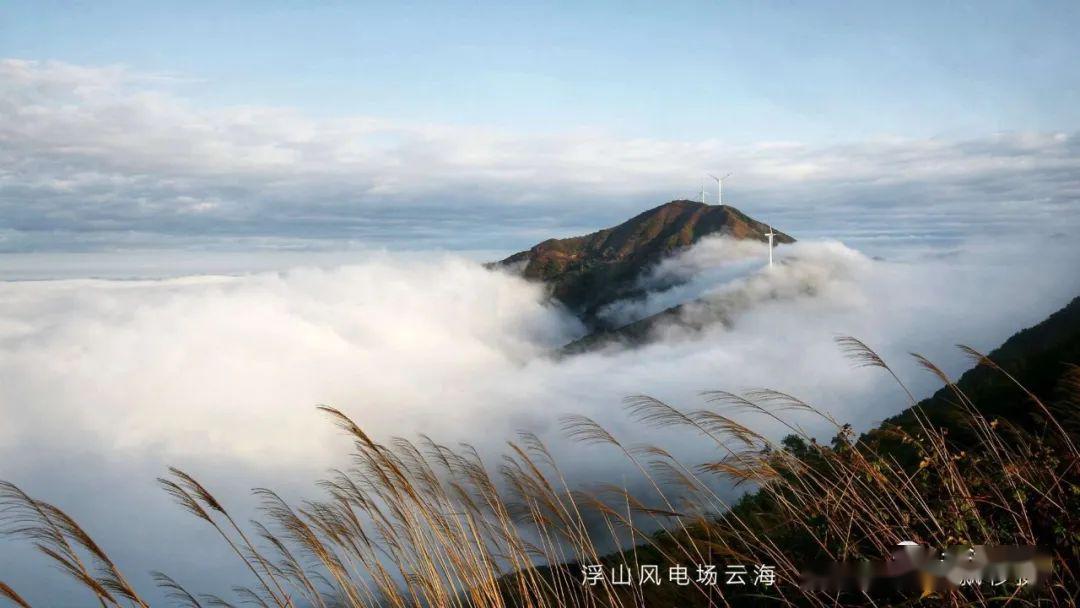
[496, 200, 794, 325]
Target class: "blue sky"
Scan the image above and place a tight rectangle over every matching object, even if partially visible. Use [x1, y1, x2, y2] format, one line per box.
[1, 1, 1079, 261]
[6, 1, 1080, 141]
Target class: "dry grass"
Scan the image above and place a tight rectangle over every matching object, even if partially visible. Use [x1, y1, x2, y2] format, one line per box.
[2, 339, 1078, 607]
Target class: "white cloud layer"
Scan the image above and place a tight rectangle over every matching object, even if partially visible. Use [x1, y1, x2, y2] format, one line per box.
[598, 237, 770, 325]
[0, 256, 583, 460]
[2, 58, 1079, 254]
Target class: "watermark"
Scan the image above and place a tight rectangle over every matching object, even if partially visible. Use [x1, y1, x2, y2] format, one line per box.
[801, 543, 1052, 593]
[578, 544, 1052, 594]
[581, 563, 775, 587]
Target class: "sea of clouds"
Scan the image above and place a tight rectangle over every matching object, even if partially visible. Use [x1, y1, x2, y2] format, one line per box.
[3, 54, 1080, 606]
[1, 234, 1079, 603]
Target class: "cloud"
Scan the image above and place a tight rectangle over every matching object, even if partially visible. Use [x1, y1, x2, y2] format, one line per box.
[598, 237, 770, 326]
[0, 255, 584, 461]
[2, 232, 1079, 602]
[2, 58, 1079, 254]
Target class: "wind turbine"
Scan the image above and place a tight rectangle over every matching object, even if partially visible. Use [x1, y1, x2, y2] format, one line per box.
[764, 225, 776, 268]
[708, 172, 732, 205]
[700, 177, 707, 204]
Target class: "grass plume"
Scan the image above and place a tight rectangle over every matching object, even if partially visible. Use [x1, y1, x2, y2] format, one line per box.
[2, 338, 1078, 607]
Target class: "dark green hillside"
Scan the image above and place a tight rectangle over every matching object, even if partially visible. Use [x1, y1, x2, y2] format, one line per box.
[878, 295, 1080, 443]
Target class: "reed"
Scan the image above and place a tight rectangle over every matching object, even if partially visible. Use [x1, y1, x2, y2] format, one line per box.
[2, 339, 1077, 607]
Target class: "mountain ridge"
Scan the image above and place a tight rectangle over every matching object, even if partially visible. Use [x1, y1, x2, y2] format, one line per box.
[495, 200, 793, 328]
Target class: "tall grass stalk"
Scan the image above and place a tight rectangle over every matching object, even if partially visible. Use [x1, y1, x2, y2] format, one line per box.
[2, 340, 1078, 607]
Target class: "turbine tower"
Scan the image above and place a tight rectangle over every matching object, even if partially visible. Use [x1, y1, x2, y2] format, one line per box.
[700, 178, 707, 204]
[764, 225, 776, 268]
[708, 172, 732, 205]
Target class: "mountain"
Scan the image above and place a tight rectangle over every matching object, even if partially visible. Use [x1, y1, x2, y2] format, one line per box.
[495, 200, 793, 327]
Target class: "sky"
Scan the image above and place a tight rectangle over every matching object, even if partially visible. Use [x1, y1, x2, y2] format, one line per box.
[2, 3, 1080, 604]
[5, 1, 1080, 140]
[2, 1, 1079, 267]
